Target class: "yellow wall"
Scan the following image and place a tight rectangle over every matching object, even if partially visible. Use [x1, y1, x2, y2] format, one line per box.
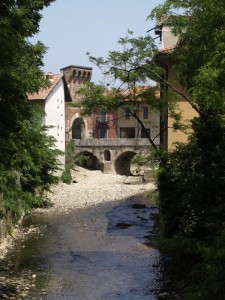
[168, 100, 198, 149]
[117, 104, 160, 140]
[167, 62, 198, 149]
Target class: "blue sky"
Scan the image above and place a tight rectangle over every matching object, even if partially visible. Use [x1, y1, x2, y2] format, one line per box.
[35, 0, 165, 83]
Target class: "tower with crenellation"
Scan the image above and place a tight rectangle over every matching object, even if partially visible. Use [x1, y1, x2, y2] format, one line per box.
[60, 65, 93, 141]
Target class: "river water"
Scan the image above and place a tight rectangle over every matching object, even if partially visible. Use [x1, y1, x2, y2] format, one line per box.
[2, 189, 161, 299]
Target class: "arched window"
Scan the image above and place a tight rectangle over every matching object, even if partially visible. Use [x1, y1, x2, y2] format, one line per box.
[72, 118, 84, 139]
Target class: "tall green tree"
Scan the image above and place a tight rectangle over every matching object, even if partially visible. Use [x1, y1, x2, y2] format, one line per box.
[0, 0, 60, 221]
[76, 31, 183, 167]
[150, 1, 225, 299]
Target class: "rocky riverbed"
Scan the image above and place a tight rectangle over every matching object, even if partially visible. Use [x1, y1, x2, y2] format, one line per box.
[0, 167, 160, 299]
[44, 167, 156, 214]
[0, 167, 156, 257]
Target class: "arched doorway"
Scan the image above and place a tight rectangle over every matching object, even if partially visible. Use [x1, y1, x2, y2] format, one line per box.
[72, 118, 85, 139]
[114, 151, 137, 175]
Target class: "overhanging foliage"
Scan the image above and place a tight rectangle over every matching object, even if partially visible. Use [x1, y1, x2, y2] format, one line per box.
[150, 1, 225, 298]
[0, 0, 60, 222]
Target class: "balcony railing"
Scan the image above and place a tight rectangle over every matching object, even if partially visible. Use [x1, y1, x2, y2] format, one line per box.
[96, 115, 108, 123]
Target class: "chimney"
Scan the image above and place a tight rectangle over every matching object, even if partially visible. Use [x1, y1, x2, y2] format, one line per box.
[46, 72, 54, 81]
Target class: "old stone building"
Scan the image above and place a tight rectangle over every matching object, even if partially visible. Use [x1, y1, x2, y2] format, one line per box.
[60, 65, 93, 141]
[60, 65, 160, 174]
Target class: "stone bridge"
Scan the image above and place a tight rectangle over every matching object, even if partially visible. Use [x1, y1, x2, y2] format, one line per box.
[73, 138, 160, 175]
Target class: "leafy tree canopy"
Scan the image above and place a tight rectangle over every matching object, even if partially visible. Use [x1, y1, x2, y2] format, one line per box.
[76, 31, 186, 165]
[149, 1, 225, 298]
[0, 0, 54, 98]
[150, 0, 225, 115]
[87, 30, 160, 86]
[0, 0, 60, 220]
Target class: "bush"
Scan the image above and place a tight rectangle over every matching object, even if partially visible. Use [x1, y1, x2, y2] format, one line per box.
[61, 164, 72, 184]
[60, 140, 75, 184]
[157, 117, 225, 299]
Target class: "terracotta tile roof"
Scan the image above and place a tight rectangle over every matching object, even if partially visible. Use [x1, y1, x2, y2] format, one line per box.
[159, 45, 176, 53]
[28, 73, 63, 101]
[111, 85, 160, 101]
[121, 85, 156, 96]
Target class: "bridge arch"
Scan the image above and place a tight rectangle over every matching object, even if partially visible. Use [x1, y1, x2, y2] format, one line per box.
[114, 151, 137, 175]
[75, 151, 101, 170]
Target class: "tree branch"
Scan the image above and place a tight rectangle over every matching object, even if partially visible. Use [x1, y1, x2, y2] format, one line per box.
[111, 65, 201, 116]
[137, 65, 201, 116]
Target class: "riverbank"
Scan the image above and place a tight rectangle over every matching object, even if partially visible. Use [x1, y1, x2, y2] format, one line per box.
[0, 167, 156, 259]
[0, 167, 160, 300]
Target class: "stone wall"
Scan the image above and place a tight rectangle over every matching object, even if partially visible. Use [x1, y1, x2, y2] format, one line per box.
[73, 138, 159, 175]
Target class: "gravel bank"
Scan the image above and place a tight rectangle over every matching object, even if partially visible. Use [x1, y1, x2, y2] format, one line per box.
[0, 168, 157, 299]
[0, 167, 156, 258]
[45, 167, 156, 214]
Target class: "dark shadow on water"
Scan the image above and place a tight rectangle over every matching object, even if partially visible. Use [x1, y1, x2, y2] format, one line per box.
[106, 194, 158, 239]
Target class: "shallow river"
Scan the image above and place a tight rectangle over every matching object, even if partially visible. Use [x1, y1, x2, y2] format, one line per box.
[3, 193, 160, 299]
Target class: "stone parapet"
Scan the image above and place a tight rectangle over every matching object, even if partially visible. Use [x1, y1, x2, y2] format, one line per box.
[73, 138, 159, 147]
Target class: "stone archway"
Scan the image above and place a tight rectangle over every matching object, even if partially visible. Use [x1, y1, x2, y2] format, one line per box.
[75, 151, 101, 170]
[72, 118, 85, 139]
[114, 151, 137, 175]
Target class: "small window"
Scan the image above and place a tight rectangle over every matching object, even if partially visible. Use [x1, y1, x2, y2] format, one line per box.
[143, 107, 149, 119]
[141, 128, 150, 138]
[99, 126, 107, 139]
[120, 127, 135, 138]
[99, 110, 107, 122]
[104, 150, 111, 161]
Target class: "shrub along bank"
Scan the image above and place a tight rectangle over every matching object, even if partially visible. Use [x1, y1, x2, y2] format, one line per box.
[0, 0, 59, 239]
[151, 1, 225, 298]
